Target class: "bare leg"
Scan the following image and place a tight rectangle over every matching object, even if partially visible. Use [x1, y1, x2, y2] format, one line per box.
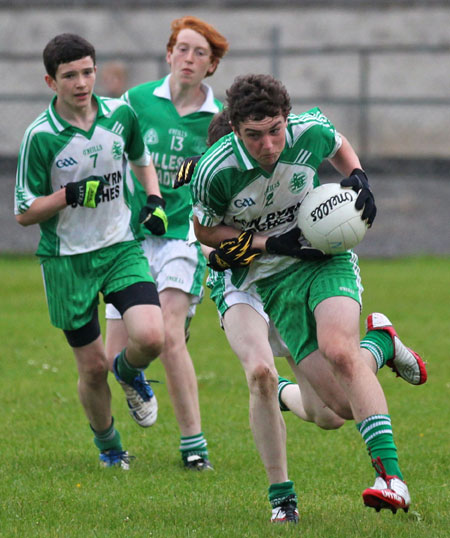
[223, 304, 288, 484]
[315, 297, 388, 422]
[105, 304, 164, 368]
[105, 318, 129, 370]
[284, 353, 346, 429]
[73, 335, 112, 432]
[158, 288, 202, 436]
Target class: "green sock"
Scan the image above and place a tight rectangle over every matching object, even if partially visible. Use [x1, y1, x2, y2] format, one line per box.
[360, 330, 394, 371]
[115, 348, 141, 384]
[278, 376, 294, 412]
[357, 414, 403, 479]
[268, 481, 297, 508]
[179, 433, 208, 462]
[91, 418, 123, 452]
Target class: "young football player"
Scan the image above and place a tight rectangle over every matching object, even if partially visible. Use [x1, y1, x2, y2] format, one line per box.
[190, 74, 421, 521]
[104, 16, 229, 471]
[14, 33, 166, 468]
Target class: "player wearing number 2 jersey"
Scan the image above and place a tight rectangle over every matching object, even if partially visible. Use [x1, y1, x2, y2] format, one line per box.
[104, 17, 229, 470]
[192, 74, 415, 521]
[14, 33, 165, 469]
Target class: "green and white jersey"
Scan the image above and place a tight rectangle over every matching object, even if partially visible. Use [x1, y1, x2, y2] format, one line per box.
[191, 108, 342, 290]
[15, 94, 150, 257]
[123, 75, 222, 240]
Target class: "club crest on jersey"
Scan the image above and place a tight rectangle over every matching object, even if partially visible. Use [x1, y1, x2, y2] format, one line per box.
[289, 172, 308, 193]
[111, 141, 123, 160]
[144, 128, 159, 145]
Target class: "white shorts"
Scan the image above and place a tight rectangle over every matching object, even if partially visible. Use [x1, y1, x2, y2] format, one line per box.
[209, 270, 290, 358]
[105, 236, 206, 320]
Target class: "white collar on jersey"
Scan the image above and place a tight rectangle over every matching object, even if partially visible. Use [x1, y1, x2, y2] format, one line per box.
[153, 74, 220, 114]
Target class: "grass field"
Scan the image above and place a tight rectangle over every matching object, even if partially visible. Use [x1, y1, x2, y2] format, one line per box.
[0, 254, 449, 537]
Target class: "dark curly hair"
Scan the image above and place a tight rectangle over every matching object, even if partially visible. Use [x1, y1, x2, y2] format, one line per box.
[226, 74, 291, 132]
[43, 33, 96, 79]
[207, 109, 232, 146]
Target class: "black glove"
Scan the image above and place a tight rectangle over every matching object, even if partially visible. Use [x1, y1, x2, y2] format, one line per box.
[266, 228, 328, 260]
[208, 231, 262, 271]
[340, 168, 376, 226]
[139, 195, 168, 236]
[65, 176, 109, 208]
[173, 155, 202, 189]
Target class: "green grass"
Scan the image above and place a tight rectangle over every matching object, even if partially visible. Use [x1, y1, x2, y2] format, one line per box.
[0, 254, 449, 537]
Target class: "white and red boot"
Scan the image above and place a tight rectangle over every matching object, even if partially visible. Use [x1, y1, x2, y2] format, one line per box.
[363, 457, 411, 514]
[366, 313, 427, 385]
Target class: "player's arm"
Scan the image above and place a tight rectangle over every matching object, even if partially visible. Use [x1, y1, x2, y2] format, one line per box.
[132, 160, 168, 236]
[194, 218, 263, 271]
[193, 217, 242, 248]
[328, 134, 361, 176]
[16, 175, 108, 226]
[130, 160, 161, 198]
[329, 134, 377, 226]
[194, 218, 325, 270]
[16, 189, 67, 226]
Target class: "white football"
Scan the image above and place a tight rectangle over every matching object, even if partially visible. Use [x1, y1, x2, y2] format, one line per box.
[298, 183, 368, 254]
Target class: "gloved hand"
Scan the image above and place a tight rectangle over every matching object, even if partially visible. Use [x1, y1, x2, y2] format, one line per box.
[173, 155, 202, 189]
[139, 195, 168, 236]
[340, 168, 376, 226]
[266, 228, 328, 260]
[65, 176, 109, 208]
[208, 231, 262, 271]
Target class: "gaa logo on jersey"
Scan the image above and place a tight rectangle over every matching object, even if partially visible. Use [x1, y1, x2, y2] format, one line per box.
[56, 157, 78, 168]
[144, 128, 159, 146]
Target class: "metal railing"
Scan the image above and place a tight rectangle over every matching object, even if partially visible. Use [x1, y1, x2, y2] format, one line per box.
[1, 35, 450, 161]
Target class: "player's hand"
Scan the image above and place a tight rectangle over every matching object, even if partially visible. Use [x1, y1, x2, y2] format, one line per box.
[139, 195, 168, 236]
[340, 168, 376, 226]
[208, 231, 262, 271]
[266, 228, 328, 260]
[65, 176, 109, 208]
[173, 155, 202, 189]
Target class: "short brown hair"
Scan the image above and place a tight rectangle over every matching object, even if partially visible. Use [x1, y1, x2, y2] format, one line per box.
[166, 16, 229, 77]
[226, 74, 291, 131]
[43, 33, 96, 79]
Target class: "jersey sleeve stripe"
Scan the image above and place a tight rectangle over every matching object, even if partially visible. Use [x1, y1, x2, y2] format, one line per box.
[16, 114, 47, 191]
[193, 139, 234, 207]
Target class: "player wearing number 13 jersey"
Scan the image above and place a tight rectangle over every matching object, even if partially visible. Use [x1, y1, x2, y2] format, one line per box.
[104, 17, 229, 470]
[122, 75, 223, 240]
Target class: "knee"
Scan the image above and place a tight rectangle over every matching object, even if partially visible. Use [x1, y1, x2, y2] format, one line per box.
[314, 413, 346, 430]
[134, 325, 165, 359]
[162, 321, 186, 356]
[247, 362, 277, 397]
[320, 341, 359, 381]
[79, 353, 109, 385]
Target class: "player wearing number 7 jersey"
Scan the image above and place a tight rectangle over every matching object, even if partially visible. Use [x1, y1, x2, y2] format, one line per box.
[14, 33, 165, 469]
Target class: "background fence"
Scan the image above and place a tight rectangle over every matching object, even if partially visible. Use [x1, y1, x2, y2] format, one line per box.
[1, 2, 449, 254]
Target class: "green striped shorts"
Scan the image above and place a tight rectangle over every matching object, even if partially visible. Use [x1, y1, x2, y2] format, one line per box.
[40, 241, 153, 330]
[256, 251, 363, 364]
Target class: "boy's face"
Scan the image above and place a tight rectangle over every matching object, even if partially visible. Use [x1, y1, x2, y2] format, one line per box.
[45, 56, 96, 112]
[166, 28, 217, 86]
[233, 115, 287, 173]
